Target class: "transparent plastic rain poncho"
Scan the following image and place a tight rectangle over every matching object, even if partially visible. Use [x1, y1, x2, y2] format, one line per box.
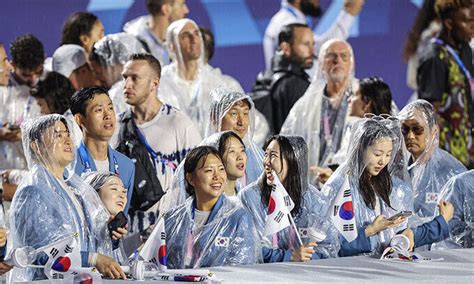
[164, 194, 262, 268]
[321, 117, 414, 256]
[398, 100, 467, 249]
[8, 114, 113, 281]
[239, 135, 340, 260]
[438, 170, 474, 248]
[206, 87, 265, 184]
[93, 32, 146, 115]
[158, 19, 228, 136]
[166, 131, 247, 210]
[82, 171, 128, 264]
[280, 39, 358, 174]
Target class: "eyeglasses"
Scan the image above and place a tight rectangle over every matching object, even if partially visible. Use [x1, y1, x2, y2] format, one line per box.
[401, 125, 424, 136]
[325, 52, 351, 62]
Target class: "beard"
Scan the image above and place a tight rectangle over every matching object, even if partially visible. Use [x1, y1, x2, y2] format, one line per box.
[301, 0, 322, 17]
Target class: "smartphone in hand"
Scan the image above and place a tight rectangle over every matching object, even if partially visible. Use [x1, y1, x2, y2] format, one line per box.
[108, 211, 128, 238]
[387, 211, 412, 222]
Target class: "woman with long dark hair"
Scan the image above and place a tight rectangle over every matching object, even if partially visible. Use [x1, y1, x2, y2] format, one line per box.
[317, 76, 397, 183]
[239, 135, 338, 263]
[322, 117, 454, 256]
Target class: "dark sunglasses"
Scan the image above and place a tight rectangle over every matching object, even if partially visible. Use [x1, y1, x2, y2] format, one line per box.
[401, 125, 424, 136]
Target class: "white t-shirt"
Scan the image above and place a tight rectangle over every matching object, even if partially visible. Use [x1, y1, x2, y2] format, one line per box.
[113, 104, 202, 233]
[193, 209, 210, 231]
[93, 158, 110, 172]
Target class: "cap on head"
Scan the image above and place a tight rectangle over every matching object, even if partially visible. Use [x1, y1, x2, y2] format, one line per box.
[52, 44, 87, 78]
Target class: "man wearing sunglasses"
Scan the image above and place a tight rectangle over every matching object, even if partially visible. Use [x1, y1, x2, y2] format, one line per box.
[399, 100, 467, 250]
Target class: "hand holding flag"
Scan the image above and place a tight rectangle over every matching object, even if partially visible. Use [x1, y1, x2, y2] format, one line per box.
[263, 171, 301, 247]
[138, 216, 167, 272]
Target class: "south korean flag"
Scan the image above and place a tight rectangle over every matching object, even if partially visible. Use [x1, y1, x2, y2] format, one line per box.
[330, 178, 357, 242]
[40, 233, 101, 280]
[264, 171, 295, 236]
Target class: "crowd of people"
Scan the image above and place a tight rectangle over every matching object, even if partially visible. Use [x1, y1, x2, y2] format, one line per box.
[0, 0, 472, 281]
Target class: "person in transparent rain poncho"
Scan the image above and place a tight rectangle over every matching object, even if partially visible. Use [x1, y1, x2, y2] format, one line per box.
[318, 77, 399, 184]
[398, 99, 467, 250]
[165, 146, 261, 268]
[199, 27, 270, 146]
[280, 39, 358, 186]
[321, 117, 454, 257]
[438, 170, 474, 248]
[83, 171, 129, 264]
[206, 87, 265, 185]
[169, 131, 248, 207]
[158, 18, 227, 136]
[8, 114, 126, 280]
[239, 135, 339, 263]
[90, 33, 146, 115]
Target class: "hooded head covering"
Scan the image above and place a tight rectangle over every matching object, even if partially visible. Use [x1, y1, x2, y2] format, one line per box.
[206, 87, 264, 185]
[94, 32, 145, 67]
[52, 44, 87, 78]
[238, 134, 339, 259]
[159, 19, 227, 136]
[398, 100, 467, 250]
[321, 116, 413, 255]
[398, 99, 439, 166]
[166, 18, 205, 74]
[9, 114, 113, 280]
[167, 131, 247, 210]
[281, 39, 358, 172]
[206, 87, 256, 139]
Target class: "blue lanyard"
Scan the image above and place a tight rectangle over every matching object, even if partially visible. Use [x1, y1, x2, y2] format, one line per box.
[78, 142, 120, 176]
[136, 128, 177, 170]
[433, 38, 472, 81]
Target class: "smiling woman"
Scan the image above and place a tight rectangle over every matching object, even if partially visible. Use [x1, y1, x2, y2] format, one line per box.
[164, 146, 262, 269]
[9, 114, 125, 280]
[239, 135, 339, 263]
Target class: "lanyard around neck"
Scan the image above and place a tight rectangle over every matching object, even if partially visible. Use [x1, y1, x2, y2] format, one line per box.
[78, 142, 120, 176]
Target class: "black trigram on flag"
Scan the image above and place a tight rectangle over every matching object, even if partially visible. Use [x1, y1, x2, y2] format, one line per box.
[333, 205, 340, 216]
[343, 190, 351, 198]
[161, 232, 166, 240]
[52, 273, 64, 279]
[283, 196, 292, 207]
[50, 248, 59, 258]
[274, 211, 284, 223]
[64, 244, 73, 254]
[150, 257, 157, 264]
[343, 224, 354, 231]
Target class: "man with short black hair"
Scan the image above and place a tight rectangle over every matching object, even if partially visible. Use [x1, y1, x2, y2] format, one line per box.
[114, 53, 200, 233]
[10, 34, 45, 88]
[254, 23, 314, 134]
[71, 86, 135, 215]
[123, 0, 189, 65]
